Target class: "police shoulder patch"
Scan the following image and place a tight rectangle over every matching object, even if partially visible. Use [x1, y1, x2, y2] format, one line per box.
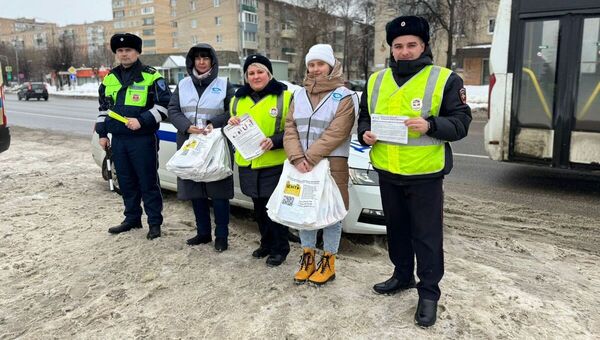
[143, 65, 157, 74]
[459, 87, 467, 104]
[157, 79, 167, 91]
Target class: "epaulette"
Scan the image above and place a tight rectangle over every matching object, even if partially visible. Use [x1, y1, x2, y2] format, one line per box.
[143, 65, 157, 74]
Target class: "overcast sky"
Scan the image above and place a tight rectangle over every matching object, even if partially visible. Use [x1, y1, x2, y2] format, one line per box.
[0, 0, 113, 26]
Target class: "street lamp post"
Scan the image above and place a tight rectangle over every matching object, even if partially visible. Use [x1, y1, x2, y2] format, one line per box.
[13, 40, 20, 85]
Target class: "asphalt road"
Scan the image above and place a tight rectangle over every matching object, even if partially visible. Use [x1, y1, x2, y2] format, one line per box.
[4, 93, 600, 219]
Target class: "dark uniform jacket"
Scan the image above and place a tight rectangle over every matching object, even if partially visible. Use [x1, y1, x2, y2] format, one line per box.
[96, 59, 171, 138]
[357, 48, 472, 184]
[167, 43, 236, 200]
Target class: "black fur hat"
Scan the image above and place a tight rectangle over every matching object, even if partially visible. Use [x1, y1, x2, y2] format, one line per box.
[243, 54, 273, 74]
[386, 16, 430, 45]
[110, 33, 143, 53]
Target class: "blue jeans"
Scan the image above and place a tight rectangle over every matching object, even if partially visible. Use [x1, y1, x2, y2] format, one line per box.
[300, 221, 342, 254]
[191, 198, 229, 238]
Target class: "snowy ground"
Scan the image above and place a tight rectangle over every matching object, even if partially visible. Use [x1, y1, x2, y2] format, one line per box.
[0, 127, 598, 338]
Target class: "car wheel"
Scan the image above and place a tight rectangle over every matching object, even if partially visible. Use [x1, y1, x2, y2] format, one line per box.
[18, 96, 22, 101]
[44, 97, 48, 101]
[25, 96, 29, 101]
[37, 98, 40, 101]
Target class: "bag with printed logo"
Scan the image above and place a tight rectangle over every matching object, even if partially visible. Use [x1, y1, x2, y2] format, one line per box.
[266, 159, 347, 230]
[166, 128, 232, 182]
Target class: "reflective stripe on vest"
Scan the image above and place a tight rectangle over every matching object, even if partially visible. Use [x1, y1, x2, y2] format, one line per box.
[178, 76, 226, 125]
[368, 65, 451, 175]
[103, 71, 159, 108]
[230, 91, 292, 169]
[293, 86, 358, 157]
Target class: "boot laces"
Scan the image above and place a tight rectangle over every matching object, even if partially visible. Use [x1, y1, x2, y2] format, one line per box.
[316, 255, 331, 274]
[298, 252, 313, 271]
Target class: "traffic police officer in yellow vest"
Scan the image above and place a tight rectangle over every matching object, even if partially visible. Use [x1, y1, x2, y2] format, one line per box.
[96, 33, 171, 240]
[358, 16, 471, 327]
[227, 54, 293, 267]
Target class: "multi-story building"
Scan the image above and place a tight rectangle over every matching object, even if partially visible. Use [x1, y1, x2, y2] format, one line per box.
[373, 1, 499, 85]
[0, 18, 57, 50]
[112, 0, 177, 54]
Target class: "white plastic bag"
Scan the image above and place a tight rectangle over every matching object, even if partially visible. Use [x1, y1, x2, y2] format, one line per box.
[166, 128, 232, 182]
[266, 159, 348, 230]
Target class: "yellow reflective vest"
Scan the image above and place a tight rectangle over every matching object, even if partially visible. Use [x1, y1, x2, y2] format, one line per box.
[368, 65, 451, 175]
[102, 70, 161, 108]
[230, 90, 292, 169]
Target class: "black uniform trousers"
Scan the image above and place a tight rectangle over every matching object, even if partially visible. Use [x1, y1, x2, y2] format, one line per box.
[379, 176, 444, 301]
[111, 133, 163, 227]
[252, 197, 290, 257]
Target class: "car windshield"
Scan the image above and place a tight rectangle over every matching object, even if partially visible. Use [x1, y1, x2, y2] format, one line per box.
[31, 84, 44, 89]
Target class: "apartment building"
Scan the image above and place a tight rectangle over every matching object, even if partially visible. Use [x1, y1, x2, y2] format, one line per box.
[373, 0, 499, 85]
[112, 0, 177, 54]
[0, 18, 57, 50]
[60, 21, 115, 66]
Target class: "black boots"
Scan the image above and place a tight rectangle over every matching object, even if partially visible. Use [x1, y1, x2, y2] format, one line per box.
[214, 237, 228, 252]
[372, 276, 416, 295]
[146, 225, 161, 240]
[414, 298, 438, 328]
[266, 253, 286, 267]
[252, 246, 270, 258]
[108, 222, 142, 234]
[187, 234, 212, 245]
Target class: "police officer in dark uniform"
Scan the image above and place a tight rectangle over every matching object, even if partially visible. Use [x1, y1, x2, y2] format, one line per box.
[95, 33, 171, 240]
[358, 16, 471, 327]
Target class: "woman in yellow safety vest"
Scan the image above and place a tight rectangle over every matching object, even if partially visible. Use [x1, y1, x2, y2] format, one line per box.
[227, 54, 293, 267]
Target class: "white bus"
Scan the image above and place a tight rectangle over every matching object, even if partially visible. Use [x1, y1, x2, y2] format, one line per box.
[485, 0, 600, 170]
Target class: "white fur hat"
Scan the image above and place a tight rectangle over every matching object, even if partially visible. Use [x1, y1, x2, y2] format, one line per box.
[305, 44, 335, 67]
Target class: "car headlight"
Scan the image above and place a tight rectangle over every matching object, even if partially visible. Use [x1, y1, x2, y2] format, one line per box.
[349, 167, 379, 186]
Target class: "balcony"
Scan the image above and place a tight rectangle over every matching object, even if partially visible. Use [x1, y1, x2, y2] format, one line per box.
[241, 4, 256, 12]
[280, 29, 296, 39]
[243, 40, 258, 49]
[282, 47, 296, 55]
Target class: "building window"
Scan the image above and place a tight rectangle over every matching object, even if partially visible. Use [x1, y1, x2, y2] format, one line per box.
[141, 6, 154, 15]
[140, 0, 153, 3]
[192, 35, 198, 44]
[241, 0, 256, 6]
[213, 0, 220, 7]
[142, 17, 154, 25]
[191, 19, 197, 28]
[488, 18, 495, 34]
[113, 0, 125, 8]
[143, 29, 154, 36]
[265, 20, 269, 33]
[244, 31, 257, 42]
[143, 39, 156, 47]
[170, 0, 176, 5]
[244, 12, 257, 24]
[171, 21, 178, 28]
[114, 21, 126, 29]
[129, 10, 136, 16]
[190, 0, 197, 10]
[215, 16, 222, 26]
[216, 34, 223, 43]
[265, 3, 269, 16]
[113, 10, 125, 18]
[265, 37, 270, 49]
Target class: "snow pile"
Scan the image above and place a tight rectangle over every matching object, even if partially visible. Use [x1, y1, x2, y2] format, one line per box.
[48, 82, 100, 97]
[465, 85, 488, 109]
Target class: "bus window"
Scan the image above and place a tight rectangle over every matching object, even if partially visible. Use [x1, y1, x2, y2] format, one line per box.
[574, 17, 600, 131]
[516, 20, 559, 128]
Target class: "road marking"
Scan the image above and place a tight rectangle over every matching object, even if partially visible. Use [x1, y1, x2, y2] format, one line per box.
[9, 110, 95, 122]
[454, 153, 489, 159]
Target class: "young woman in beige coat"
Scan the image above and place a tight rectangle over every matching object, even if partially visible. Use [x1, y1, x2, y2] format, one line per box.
[283, 44, 357, 285]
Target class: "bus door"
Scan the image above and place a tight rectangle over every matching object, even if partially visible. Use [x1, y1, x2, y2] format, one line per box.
[511, 13, 600, 168]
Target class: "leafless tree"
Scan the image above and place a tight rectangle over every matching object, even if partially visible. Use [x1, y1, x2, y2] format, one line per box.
[387, 0, 489, 68]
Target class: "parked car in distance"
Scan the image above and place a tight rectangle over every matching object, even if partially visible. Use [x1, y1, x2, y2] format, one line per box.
[345, 79, 366, 92]
[17, 82, 49, 101]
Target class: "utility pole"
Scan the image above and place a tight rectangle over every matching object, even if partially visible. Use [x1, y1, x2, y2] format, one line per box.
[13, 40, 20, 85]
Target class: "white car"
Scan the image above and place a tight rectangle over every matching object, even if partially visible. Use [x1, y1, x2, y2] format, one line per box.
[91, 123, 385, 234]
